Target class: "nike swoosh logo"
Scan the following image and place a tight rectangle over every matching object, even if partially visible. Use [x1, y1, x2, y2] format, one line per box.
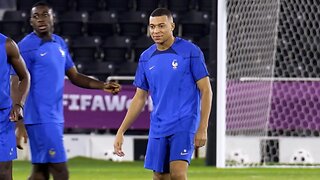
[40, 52, 47, 56]
[149, 66, 155, 70]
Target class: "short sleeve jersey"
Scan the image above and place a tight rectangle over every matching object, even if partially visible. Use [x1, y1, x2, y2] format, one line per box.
[134, 37, 209, 138]
[18, 32, 74, 124]
[0, 33, 11, 109]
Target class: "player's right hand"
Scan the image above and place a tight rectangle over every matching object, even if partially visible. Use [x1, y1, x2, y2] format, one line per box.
[15, 121, 28, 150]
[9, 104, 23, 122]
[113, 133, 125, 157]
[103, 82, 121, 95]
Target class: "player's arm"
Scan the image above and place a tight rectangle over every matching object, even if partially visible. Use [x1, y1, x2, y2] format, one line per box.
[7, 38, 30, 121]
[114, 88, 148, 156]
[66, 67, 120, 94]
[8, 38, 30, 150]
[194, 76, 212, 148]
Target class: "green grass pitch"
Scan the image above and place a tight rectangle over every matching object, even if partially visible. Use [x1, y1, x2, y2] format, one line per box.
[13, 157, 320, 179]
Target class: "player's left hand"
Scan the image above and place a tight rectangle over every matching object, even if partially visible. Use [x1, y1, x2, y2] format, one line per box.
[194, 129, 207, 148]
[103, 82, 121, 95]
[9, 104, 23, 122]
[114, 133, 125, 157]
[15, 121, 28, 150]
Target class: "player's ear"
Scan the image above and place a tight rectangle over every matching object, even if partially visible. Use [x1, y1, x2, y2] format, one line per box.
[52, 11, 57, 24]
[29, 17, 34, 27]
[171, 23, 175, 32]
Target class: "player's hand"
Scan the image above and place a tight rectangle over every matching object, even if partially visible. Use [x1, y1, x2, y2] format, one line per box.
[103, 82, 121, 95]
[194, 128, 207, 148]
[9, 104, 23, 122]
[15, 121, 28, 150]
[114, 133, 125, 157]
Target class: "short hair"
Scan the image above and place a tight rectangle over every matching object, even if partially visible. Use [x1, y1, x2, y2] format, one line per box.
[32, 1, 52, 10]
[150, 8, 173, 19]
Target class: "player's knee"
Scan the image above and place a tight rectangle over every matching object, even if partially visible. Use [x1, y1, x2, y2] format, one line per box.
[54, 173, 69, 180]
[153, 172, 170, 180]
[49, 163, 69, 180]
[52, 168, 69, 180]
[29, 173, 49, 180]
[58, 169, 69, 180]
[170, 171, 187, 180]
[169, 160, 188, 180]
[153, 172, 162, 180]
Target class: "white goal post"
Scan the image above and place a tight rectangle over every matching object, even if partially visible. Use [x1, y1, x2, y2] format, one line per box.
[216, 0, 227, 168]
[217, 0, 320, 168]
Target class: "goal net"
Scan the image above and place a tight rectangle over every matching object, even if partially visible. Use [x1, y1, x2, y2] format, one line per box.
[217, 0, 320, 167]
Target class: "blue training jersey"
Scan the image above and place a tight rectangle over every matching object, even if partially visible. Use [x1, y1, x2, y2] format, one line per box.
[134, 37, 209, 138]
[0, 33, 11, 110]
[18, 32, 74, 124]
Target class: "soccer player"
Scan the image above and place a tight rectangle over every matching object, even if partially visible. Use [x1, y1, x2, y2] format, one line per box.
[11, 1, 121, 180]
[0, 33, 30, 180]
[114, 8, 212, 180]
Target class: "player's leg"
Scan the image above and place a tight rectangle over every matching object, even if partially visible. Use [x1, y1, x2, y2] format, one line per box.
[26, 124, 50, 179]
[26, 123, 68, 180]
[169, 160, 188, 180]
[169, 132, 195, 180]
[144, 137, 171, 180]
[28, 164, 49, 180]
[49, 162, 69, 180]
[153, 172, 170, 180]
[0, 109, 17, 180]
[0, 161, 12, 180]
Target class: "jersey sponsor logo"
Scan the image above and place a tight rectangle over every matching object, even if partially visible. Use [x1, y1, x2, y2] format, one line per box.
[40, 52, 47, 56]
[172, 59, 178, 69]
[180, 149, 188, 156]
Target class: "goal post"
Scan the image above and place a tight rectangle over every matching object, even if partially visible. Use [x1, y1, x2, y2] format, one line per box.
[217, 0, 320, 167]
[217, 0, 280, 167]
[216, 0, 227, 168]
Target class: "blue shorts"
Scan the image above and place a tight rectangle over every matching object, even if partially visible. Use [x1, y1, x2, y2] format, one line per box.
[144, 132, 195, 173]
[0, 108, 17, 162]
[26, 123, 67, 163]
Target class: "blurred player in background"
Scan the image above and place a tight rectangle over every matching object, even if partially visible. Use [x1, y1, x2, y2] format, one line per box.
[114, 8, 212, 180]
[11, 1, 121, 180]
[0, 33, 30, 180]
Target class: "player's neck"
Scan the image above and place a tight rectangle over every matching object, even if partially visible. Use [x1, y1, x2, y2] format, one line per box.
[156, 36, 175, 51]
[35, 31, 52, 41]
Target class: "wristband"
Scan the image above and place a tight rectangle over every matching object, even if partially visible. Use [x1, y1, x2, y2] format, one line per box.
[15, 103, 24, 110]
